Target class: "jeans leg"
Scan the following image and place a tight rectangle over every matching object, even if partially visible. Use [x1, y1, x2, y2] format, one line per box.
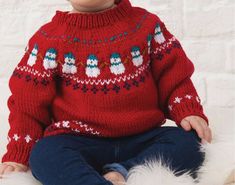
[102, 162, 129, 181]
[118, 127, 205, 178]
[29, 134, 113, 185]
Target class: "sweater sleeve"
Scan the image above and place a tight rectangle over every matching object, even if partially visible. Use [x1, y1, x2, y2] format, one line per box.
[1, 32, 58, 166]
[150, 18, 209, 126]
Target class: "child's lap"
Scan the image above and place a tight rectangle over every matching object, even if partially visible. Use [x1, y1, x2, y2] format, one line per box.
[30, 126, 201, 173]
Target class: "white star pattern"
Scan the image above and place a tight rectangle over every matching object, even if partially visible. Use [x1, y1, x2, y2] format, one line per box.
[13, 134, 20, 141]
[174, 97, 182, 104]
[7, 134, 39, 144]
[169, 94, 202, 112]
[168, 105, 173, 111]
[25, 135, 32, 143]
[185, 95, 193, 99]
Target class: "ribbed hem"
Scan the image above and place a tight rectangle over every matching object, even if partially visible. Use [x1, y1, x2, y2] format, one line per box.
[1, 145, 33, 167]
[52, 0, 133, 28]
[170, 101, 209, 126]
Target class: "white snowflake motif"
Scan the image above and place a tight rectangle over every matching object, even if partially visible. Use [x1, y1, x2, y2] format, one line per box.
[55, 122, 61, 128]
[62, 121, 70, 128]
[13, 134, 20, 141]
[196, 96, 201, 103]
[185, 95, 193, 99]
[174, 97, 182, 104]
[168, 105, 173, 111]
[25, 135, 32, 143]
[35, 139, 39, 143]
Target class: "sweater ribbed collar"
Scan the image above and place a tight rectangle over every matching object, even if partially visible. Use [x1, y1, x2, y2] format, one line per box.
[52, 0, 133, 29]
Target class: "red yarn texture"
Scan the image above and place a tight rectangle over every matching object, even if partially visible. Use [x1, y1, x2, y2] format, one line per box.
[2, 0, 208, 166]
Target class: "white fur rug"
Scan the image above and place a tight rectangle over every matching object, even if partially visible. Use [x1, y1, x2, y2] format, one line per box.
[1, 134, 234, 185]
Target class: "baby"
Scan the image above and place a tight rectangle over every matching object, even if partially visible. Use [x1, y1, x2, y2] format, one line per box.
[0, 0, 212, 185]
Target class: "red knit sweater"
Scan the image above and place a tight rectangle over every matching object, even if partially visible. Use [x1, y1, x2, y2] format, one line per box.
[2, 0, 208, 166]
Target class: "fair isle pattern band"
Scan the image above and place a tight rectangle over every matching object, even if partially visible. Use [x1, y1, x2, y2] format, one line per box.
[48, 120, 101, 136]
[168, 94, 201, 111]
[7, 133, 39, 144]
[39, 13, 148, 45]
[16, 65, 56, 78]
[62, 60, 150, 86]
[153, 36, 177, 54]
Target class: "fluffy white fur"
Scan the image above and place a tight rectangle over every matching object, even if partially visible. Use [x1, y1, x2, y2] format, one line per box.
[197, 134, 235, 185]
[126, 159, 195, 185]
[1, 134, 234, 185]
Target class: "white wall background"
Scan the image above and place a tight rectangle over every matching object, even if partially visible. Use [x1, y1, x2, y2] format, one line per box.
[0, 0, 234, 159]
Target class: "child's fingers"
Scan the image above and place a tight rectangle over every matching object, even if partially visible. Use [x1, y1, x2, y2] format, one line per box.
[190, 120, 204, 139]
[0, 164, 6, 178]
[200, 122, 212, 143]
[195, 116, 212, 143]
[0, 164, 10, 175]
[14, 166, 25, 172]
[3, 165, 15, 174]
[180, 119, 192, 131]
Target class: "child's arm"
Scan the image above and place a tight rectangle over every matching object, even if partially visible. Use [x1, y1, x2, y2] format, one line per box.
[1, 32, 58, 166]
[150, 17, 211, 141]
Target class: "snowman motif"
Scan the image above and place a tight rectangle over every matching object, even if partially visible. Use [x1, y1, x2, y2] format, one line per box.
[147, 34, 152, 54]
[27, 44, 38, 67]
[110, 53, 125, 75]
[85, 54, 100, 78]
[131, 46, 143, 67]
[43, 48, 58, 70]
[154, 23, 166, 44]
[62, 52, 77, 74]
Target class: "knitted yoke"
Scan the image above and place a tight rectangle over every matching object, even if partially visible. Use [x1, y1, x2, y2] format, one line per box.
[2, 0, 208, 166]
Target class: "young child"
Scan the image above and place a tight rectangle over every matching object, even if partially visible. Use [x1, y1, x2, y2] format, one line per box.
[0, 0, 212, 184]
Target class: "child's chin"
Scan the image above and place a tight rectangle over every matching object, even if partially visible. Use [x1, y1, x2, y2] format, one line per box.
[71, 0, 112, 9]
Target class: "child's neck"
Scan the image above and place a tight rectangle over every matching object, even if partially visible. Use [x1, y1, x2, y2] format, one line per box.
[69, 3, 117, 14]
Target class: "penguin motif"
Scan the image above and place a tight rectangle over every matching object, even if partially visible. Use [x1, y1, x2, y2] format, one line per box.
[27, 44, 38, 67]
[43, 48, 58, 70]
[131, 46, 143, 67]
[62, 53, 77, 74]
[85, 54, 100, 78]
[110, 53, 125, 75]
[154, 23, 166, 44]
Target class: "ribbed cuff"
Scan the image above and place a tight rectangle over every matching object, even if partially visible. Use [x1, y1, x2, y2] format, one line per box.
[102, 163, 129, 181]
[1, 144, 33, 167]
[170, 101, 209, 126]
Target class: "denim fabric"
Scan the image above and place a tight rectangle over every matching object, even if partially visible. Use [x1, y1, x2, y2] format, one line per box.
[29, 127, 204, 185]
[102, 163, 129, 181]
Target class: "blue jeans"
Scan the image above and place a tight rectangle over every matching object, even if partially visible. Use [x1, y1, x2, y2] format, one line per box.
[29, 126, 204, 185]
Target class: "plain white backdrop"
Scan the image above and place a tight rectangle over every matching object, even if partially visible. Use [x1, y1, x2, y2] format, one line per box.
[0, 0, 234, 160]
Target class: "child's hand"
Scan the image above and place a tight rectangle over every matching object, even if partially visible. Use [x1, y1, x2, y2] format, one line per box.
[180, 115, 212, 143]
[0, 162, 28, 178]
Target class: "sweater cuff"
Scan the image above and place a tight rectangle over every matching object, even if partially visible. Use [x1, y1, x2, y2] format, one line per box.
[1, 144, 33, 167]
[169, 100, 209, 126]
